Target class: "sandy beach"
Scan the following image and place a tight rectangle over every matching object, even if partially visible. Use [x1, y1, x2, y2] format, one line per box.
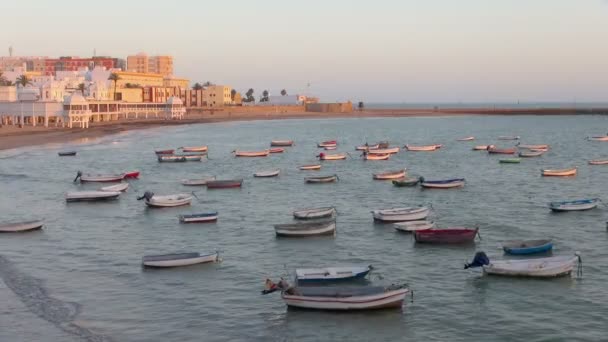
[1, 107, 607, 151]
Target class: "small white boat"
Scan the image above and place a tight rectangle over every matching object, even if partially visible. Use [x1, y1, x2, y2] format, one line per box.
[254, 169, 280, 177]
[517, 143, 549, 150]
[179, 212, 219, 223]
[318, 153, 347, 160]
[393, 220, 435, 232]
[373, 169, 406, 180]
[142, 251, 219, 268]
[367, 147, 400, 154]
[519, 150, 544, 158]
[158, 155, 202, 162]
[318, 140, 338, 148]
[138, 192, 192, 208]
[465, 251, 580, 278]
[457, 136, 475, 141]
[498, 136, 520, 140]
[405, 144, 438, 151]
[295, 265, 372, 283]
[541, 167, 577, 177]
[99, 183, 129, 192]
[181, 146, 208, 152]
[363, 153, 390, 160]
[549, 198, 599, 212]
[73, 171, 124, 183]
[420, 177, 465, 189]
[324, 146, 337, 151]
[355, 144, 380, 151]
[372, 207, 430, 222]
[271, 140, 294, 147]
[66, 191, 120, 202]
[587, 136, 608, 141]
[274, 220, 336, 237]
[305, 175, 338, 183]
[589, 159, 608, 165]
[0, 220, 44, 233]
[473, 145, 490, 151]
[233, 150, 270, 157]
[299, 164, 321, 170]
[181, 176, 216, 186]
[293, 207, 336, 220]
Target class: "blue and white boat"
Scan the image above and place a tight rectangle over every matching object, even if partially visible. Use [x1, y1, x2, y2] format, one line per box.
[295, 265, 372, 283]
[419, 177, 465, 189]
[502, 239, 553, 255]
[549, 198, 600, 212]
[179, 212, 218, 223]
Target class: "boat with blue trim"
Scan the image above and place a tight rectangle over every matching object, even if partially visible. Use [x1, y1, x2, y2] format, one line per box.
[549, 198, 599, 212]
[295, 265, 372, 283]
[502, 239, 553, 255]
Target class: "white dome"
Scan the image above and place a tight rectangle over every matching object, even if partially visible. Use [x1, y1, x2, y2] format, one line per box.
[166, 96, 183, 105]
[64, 92, 88, 105]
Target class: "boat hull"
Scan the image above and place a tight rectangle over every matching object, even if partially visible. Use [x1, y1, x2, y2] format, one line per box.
[541, 168, 577, 177]
[271, 140, 294, 146]
[206, 180, 243, 189]
[372, 207, 429, 222]
[295, 266, 371, 283]
[179, 213, 218, 223]
[142, 252, 218, 268]
[503, 240, 553, 255]
[420, 179, 465, 189]
[0, 220, 44, 233]
[414, 228, 478, 244]
[549, 199, 599, 212]
[483, 256, 577, 277]
[281, 288, 408, 310]
[145, 195, 192, 208]
[293, 207, 336, 220]
[66, 191, 120, 202]
[373, 170, 406, 180]
[275, 221, 336, 237]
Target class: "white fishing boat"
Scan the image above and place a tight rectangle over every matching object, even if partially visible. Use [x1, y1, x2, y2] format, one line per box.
[137, 192, 192, 208]
[73, 171, 124, 183]
[254, 169, 280, 177]
[142, 251, 219, 268]
[318, 153, 347, 160]
[589, 159, 608, 165]
[66, 191, 121, 202]
[158, 155, 202, 162]
[549, 198, 600, 212]
[274, 220, 336, 237]
[373, 169, 406, 180]
[293, 207, 336, 220]
[473, 145, 490, 150]
[99, 183, 129, 192]
[419, 177, 465, 189]
[355, 144, 379, 151]
[299, 164, 321, 170]
[295, 265, 372, 283]
[541, 167, 577, 177]
[465, 251, 581, 278]
[233, 150, 270, 157]
[519, 150, 544, 158]
[0, 220, 44, 233]
[587, 136, 608, 141]
[324, 146, 337, 150]
[180, 146, 208, 152]
[367, 147, 400, 154]
[372, 206, 430, 222]
[405, 144, 439, 151]
[181, 176, 216, 186]
[265, 280, 409, 310]
[363, 153, 390, 160]
[271, 140, 294, 147]
[179, 212, 219, 223]
[393, 220, 435, 232]
[305, 175, 338, 183]
[517, 143, 549, 150]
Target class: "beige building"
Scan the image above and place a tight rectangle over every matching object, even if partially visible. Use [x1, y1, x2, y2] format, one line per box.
[163, 77, 189, 89]
[126, 53, 173, 76]
[114, 71, 164, 88]
[204, 85, 232, 107]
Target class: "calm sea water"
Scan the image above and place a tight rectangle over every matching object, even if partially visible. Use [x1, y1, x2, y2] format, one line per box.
[1, 115, 608, 342]
[366, 102, 608, 109]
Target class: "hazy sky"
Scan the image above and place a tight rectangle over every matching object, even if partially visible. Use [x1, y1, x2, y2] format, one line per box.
[2, 0, 608, 102]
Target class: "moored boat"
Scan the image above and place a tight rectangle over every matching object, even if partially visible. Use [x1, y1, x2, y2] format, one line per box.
[99, 183, 129, 192]
[180, 146, 208, 152]
[73, 171, 124, 183]
[66, 191, 121, 202]
[541, 167, 577, 177]
[355, 143, 380, 151]
[419, 177, 465, 189]
[549, 198, 599, 212]
[181, 176, 216, 186]
[589, 159, 608, 165]
[142, 251, 219, 268]
[299, 164, 321, 170]
[305, 174, 338, 183]
[318, 153, 346, 160]
[254, 169, 280, 177]
[0, 220, 44, 233]
[517, 143, 549, 150]
[392, 177, 420, 187]
[58, 151, 77, 156]
[123, 171, 140, 179]
[499, 158, 521, 164]
[473, 145, 490, 150]
[488, 147, 517, 154]
[519, 150, 544, 158]
[363, 153, 390, 160]
[587, 136, 608, 141]
[414, 228, 478, 244]
[269, 147, 285, 153]
[137, 192, 192, 207]
[393, 220, 434, 232]
[206, 179, 243, 189]
[233, 150, 270, 157]
[263, 279, 410, 311]
[293, 207, 336, 220]
[367, 147, 400, 154]
[271, 140, 294, 146]
[405, 144, 438, 152]
[373, 169, 406, 180]
[372, 206, 429, 222]
[158, 155, 202, 162]
[324, 146, 337, 151]
[465, 251, 581, 278]
[318, 140, 337, 148]
[274, 219, 336, 237]
[155, 149, 174, 155]
[457, 136, 475, 141]
[179, 212, 219, 223]
[295, 265, 372, 283]
[502, 239, 553, 255]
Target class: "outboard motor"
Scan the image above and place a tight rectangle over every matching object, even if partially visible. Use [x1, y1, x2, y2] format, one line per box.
[418, 176, 425, 183]
[73, 171, 82, 183]
[464, 251, 490, 269]
[137, 191, 154, 201]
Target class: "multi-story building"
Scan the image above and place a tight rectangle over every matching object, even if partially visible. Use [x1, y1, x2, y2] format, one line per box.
[127, 53, 174, 76]
[204, 85, 232, 107]
[44, 57, 114, 75]
[0, 56, 48, 72]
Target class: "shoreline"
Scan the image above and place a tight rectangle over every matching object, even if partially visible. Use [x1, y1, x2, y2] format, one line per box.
[1, 107, 607, 151]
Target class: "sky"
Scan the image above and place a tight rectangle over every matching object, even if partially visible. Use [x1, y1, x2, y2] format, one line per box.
[2, 0, 608, 103]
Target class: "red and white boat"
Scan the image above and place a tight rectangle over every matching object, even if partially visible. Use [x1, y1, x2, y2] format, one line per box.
[233, 150, 270, 157]
[405, 144, 439, 152]
[74, 171, 124, 183]
[367, 147, 400, 154]
[373, 169, 406, 180]
[473, 145, 490, 150]
[355, 144, 379, 151]
[414, 228, 478, 244]
[587, 136, 608, 141]
[269, 148, 285, 153]
[318, 153, 346, 160]
[123, 171, 140, 179]
[181, 146, 208, 152]
[364, 153, 390, 161]
[589, 159, 608, 165]
[155, 149, 174, 155]
[318, 140, 337, 148]
[324, 146, 337, 150]
[541, 167, 577, 177]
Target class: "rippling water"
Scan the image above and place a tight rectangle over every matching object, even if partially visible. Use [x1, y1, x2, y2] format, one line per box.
[1, 115, 608, 341]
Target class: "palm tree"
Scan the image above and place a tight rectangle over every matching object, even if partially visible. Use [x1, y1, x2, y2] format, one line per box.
[77, 83, 86, 96]
[230, 89, 237, 101]
[358, 101, 365, 111]
[203, 81, 214, 87]
[281, 89, 287, 96]
[193, 83, 203, 90]
[108, 73, 121, 100]
[261, 90, 269, 102]
[245, 88, 255, 102]
[15, 75, 31, 88]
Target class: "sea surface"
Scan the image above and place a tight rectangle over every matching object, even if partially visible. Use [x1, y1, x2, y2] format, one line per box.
[366, 102, 608, 109]
[1, 115, 608, 342]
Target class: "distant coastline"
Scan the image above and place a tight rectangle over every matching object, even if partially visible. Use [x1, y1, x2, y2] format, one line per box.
[2, 106, 607, 151]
